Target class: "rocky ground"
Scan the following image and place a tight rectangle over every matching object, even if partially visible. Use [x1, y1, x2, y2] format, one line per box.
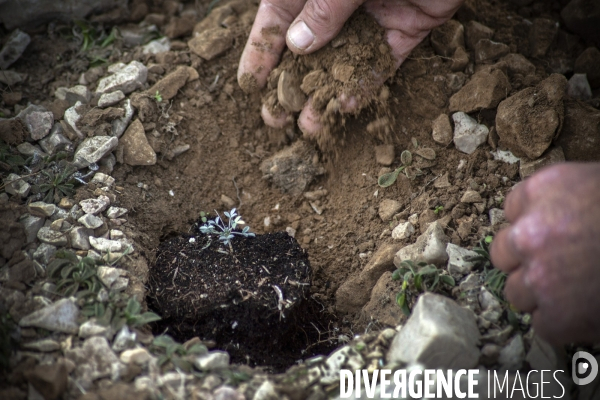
[1, 0, 600, 399]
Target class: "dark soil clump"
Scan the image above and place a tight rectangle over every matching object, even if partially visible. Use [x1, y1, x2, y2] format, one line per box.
[148, 229, 335, 370]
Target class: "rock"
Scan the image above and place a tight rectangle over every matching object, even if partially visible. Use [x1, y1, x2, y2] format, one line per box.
[475, 39, 510, 63]
[496, 53, 536, 78]
[65, 336, 122, 389]
[37, 227, 67, 246]
[69, 226, 92, 250]
[22, 338, 61, 352]
[392, 221, 415, 240]
[17, 104, 54, 141]
[379, 199, 402, 222]
[387, 293, 480, 369]
[277, 70, 306, 113]
[446, 243, 479, 275]
[374, 145, 395, 166]
[96, 61, 148, 94]
[450, 46, 469, 71]
[214, 387, 245, 400]
[567, 73, 592, 101]
[529, 18, 558, 58]
[449, 68, 511, 113]
[574, 47, 600, 89]
[335, 243, 402, 313]
[33, 243, 56, 264]
[465, 21, 494, 50]
[496, 74, 567, 159]
[193, 5, 233, 35]
[23, 361, 68, 400]
[119, 119, 156, 166]
[120, 348, 152, 366]
[73, 135, 118, 169]
[361, 271, 405, 327]
[0, 29, 31, 69]
[106, 207, 128, 219]
[430, 20, 465, 57]
[111, 99, 134, 138]
[561, 1, 600, 50]
[489, 208, 506, 226]
[460, 190, 482, 203]
[556, 98, 600, 161]
[431, 114, 453, 145]
[3, 173, 30, 198]
[164, 16, 195, 39]
[147, 65, 190, 102]
[89, 237, 122, 253]
[188, 28, 233, 61]
[91, 172, 115, 188]
[394, 221, 449, 266]
[498, 335, 525, 371]
[79, 318, 113, 339]
[97, 266, 127, 288]
[321, 346, 365, 385]
[20, 214, 44, 243]
[80, 195, 111, 215]
[0, 70, 24, 86]
[98, 90, 125, 108]
[28, 201, 56, 217]
[63, 85, 91, 105]
[19, 298, 79, 334]
[452, 112, 489, 154]
[112, 326, 136, 352]
[260, 141, 325, 195]
[253, 380, 278, 400]
[16, 142, 45, 158]
[63, 101, 85, 139]
[78, 213, 104, 229]
[519, 146, 565, 179]
[142, 37, 171, 54]
[194, 351, 230, 370]
[491, 148, 519, 164]
[38, 125, 72, 155]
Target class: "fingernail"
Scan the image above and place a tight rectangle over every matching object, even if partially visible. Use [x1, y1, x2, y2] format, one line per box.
[288, 21, 314, 51]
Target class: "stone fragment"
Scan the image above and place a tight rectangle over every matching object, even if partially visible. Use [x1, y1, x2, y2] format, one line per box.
[0, 69, 24, 86]
[3, 173, 30, 198]
[64, 85, 91, 105]
[106, 206, 128, 219]
[498, 335, 525, 371]
[22, 338, 61, 352]
[475, 39, 510, 63]
[450, 46, 469, 71]
[38, 125, 72, 155]
[16, 142, 45, 158]
[431, 114, 453, 145]
[320, 346, 365, 385]
[335, 243, 402, 313]
[556, 99, 600, 161]
[387, 293, 480, 369]
[98, 90, 125, 108]
[28, 201, 56, 217]
[111, 99, 134, 138]
[19, 298, 79, 334]
[91, 172, 115, 188]
[452, 112, 489, 154]
[147, 66, 190, 101]
[379, 199, 402, 222]
[193, 5, 233, 35]
[97, 266, 127, 288]
[65, 336, 122, 389]
[193, 351, 230, 370]
[519, 146, 565, 179]
[142, 37, 171, 54]
[78, 213, 104, 229]
[449, 68, 511, 113]
[120, 348, 152, 366]
[79, 195, 111, 215]
[461, 190, 483, 203]
[496, 53, 536, 78]
[70, 226, 92, 250]
[89, 237, 122, 252]
[430, 20, 465, 57]
[489, 208, 506, 226]
[23, 361, 68, 400]
[112, 326, 136, 352]
[0, 29, 31, 70]
[561, 1, 600, 53]
[188, 28, 233, 61]
[37, 227, 67, 246]
[17, 104, 54, 141]
[277, 70, 306, 112]
[79, 318, 113, 339]
[394, 221, 449, 266]
[164, 16, 195, 39]
[20, 214, 44, 244]
[465, 21, 494, 50]
[74, 136, 118, 171]
[33, 243, 56, 264]
[96, 61, 148, 94]
[392, 221, 415, 240]
[446, 243, 479, 275]
[529, 18, 558, 58]
[63, 101, 84, 139]
[567, 73, 592, 101]
[119, 119, 156, 166]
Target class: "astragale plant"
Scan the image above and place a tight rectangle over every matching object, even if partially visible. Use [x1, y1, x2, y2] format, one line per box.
[199, 208, 255, 246]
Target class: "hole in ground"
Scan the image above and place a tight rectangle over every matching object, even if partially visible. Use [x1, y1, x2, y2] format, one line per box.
[147, 222, 339, 373]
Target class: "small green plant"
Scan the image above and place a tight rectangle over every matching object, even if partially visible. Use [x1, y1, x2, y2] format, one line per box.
[199, 208, 255, 246]
[0, 140, 26, 172]
[153, 90, 163, 103]
[150, 334, 208, 372]
[434, 205, 444, 214]
[36, 162, 77, 203]
[47, 250, 103, 298]
[378, 149, 421, 187]
[467, 235, 508, 301]
[74, 20, 97, 51]
[82, 292, 161, 332]
[392, 260, 456, 315]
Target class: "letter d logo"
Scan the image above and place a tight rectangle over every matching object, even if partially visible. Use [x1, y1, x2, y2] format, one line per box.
[572, 351, 598, 386]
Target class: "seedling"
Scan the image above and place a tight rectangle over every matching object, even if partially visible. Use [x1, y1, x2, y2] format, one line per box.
[434, 205, 444, 214]
[378, 149, 421, 187]
[392, 260, 455, 315]
[467, 235, 507, 301]
[36, 162, 77, 203]
[47, 250, 103, 297]
[199, 208, 255, 246]
[153, 90, 163, 103]
[150, 334, 208, 372]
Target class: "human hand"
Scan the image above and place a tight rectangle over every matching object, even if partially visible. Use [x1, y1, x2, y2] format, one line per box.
[490, 163, 600, 344]
[237, 0, 464, 137]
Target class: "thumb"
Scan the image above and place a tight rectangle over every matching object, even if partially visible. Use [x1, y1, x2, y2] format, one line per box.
[286, 0, 365, 54]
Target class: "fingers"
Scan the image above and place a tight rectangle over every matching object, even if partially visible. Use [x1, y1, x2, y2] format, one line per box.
[287, 0, 365, 53]
[238, 0, 305, 93]
[297, 98, 323, 138]
[490, 227, 521, 274]
[504, 267, 537, 313]
[384, 29, 430, 67]
[261, 104, 289, 128]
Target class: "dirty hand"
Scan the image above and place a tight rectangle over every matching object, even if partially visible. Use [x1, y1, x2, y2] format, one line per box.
[490, 163, 600, 344]
[237, 0, 464, 136]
